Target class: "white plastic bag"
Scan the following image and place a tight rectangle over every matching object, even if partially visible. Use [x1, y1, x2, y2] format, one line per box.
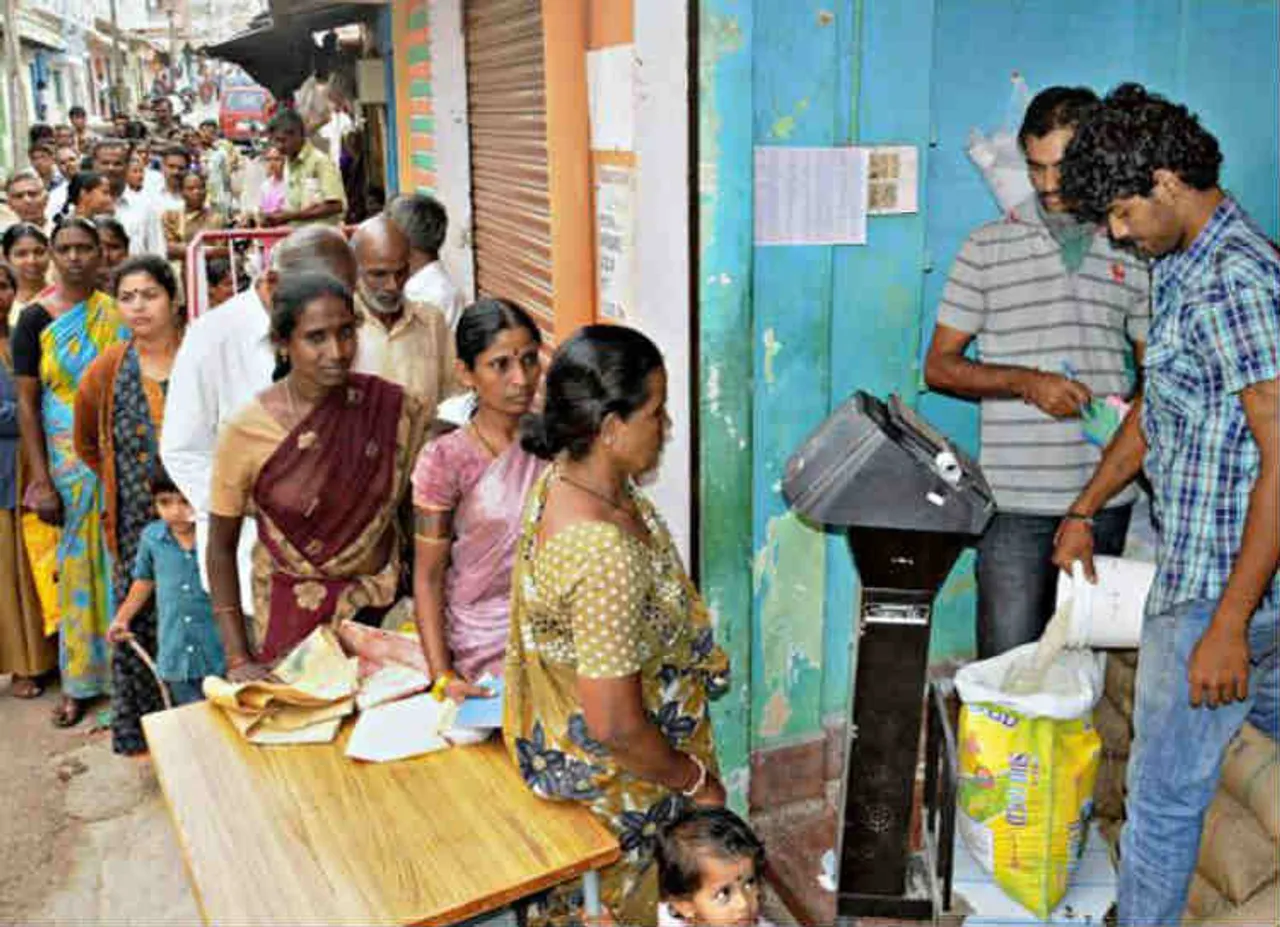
[955, 640, 1105, 718]
[967, 72, 1035, 214]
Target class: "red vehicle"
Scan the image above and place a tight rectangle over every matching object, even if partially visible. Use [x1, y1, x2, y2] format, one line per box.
[220, 86, 273, 143]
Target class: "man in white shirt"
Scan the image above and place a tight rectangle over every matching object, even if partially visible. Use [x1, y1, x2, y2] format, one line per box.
[156, 147, 191, 214]
[88, 139, 165, 257]
[387, 193, 466, 329]
[350, 215, 455, 418]
[161, 226, 358, 622]
[43, 145, 79, 221]
[184, 82, 220, 129]
[135, 140, 167, 197]
[115, 153, 167, 256]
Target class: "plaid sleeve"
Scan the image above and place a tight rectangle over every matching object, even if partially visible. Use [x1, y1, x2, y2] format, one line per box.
[936, 236, 987, 335]
[1204, 265, 1280, 394]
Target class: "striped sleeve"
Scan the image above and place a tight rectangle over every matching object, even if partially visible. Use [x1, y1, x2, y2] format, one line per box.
[1126, 258, 1152, 344]
[936, 236, 987, 334]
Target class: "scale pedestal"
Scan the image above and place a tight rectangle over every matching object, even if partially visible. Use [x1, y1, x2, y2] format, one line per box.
[783, 393, 994, 920]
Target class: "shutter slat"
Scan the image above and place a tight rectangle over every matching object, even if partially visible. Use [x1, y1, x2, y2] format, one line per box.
[465, 0, 553, 341]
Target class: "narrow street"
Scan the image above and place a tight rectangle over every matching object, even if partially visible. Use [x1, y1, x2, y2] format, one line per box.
[0, 679, 199, 924]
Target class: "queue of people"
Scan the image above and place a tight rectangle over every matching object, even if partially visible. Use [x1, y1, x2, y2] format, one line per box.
[0, 196, 735, 922]
[0, 79, 1275, 927]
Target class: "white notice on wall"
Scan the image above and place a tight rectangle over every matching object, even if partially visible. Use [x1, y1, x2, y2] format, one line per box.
[753, 146, 868, 246]
[596, 165, 636, 321]
[587, 45, 635, 151]
[865, 145, 920, 215]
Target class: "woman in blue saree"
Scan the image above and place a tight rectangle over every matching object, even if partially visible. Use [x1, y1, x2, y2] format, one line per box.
[13, 218, 126, 727]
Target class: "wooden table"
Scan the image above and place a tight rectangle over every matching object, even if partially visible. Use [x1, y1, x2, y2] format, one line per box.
[143, 703, 621, 926]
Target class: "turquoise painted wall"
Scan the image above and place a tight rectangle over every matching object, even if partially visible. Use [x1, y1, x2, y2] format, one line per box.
[699, 0, 756, 811]
[699, 0, 1280, 774]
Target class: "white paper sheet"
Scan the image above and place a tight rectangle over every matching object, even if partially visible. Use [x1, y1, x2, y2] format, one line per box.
[595, 165, 636, 320]
[587, 45, 635, 151]
[345, 693, 457, 763]
[753, 146, 868, 246]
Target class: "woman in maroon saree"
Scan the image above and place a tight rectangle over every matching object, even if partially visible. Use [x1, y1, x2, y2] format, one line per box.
[207, 272, 429, 680]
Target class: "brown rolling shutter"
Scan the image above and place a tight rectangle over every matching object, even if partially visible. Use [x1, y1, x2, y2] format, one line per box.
[464, 0, 555, 338]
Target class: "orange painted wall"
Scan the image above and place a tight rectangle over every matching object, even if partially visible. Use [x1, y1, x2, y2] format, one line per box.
[541, 0, 597, 341]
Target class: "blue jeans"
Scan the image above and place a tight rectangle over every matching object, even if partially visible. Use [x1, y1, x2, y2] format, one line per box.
[976, 506, 1132, 658]
[1118, 598, 1280, 925]
[166, 679, 206, 707]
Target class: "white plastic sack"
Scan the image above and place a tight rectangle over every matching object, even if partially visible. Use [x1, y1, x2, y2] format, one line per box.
[967, 72, 1036, 214]
[955, 641, 1105, 719]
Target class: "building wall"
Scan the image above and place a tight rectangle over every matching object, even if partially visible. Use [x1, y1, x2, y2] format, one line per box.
[391, 0, 695, 558]
[594, 0, 696, 564]
[391, 0, 475, 303]
[698, 0, 1280, 804]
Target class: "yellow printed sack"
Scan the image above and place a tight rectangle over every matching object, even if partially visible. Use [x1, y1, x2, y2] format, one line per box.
[954, 643, 1105, 918]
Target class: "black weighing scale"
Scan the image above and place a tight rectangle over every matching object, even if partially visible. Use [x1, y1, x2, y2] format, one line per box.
[783, 392, 995, 920]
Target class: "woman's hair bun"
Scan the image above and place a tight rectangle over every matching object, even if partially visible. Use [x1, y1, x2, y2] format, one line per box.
[520, 412, 558, 460]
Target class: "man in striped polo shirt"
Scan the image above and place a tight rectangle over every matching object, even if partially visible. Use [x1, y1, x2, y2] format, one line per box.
[1054, 83, 1278, 927]
[925, 86, 1149, 658]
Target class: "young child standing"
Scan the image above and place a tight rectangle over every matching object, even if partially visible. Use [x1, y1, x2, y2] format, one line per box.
[107, 468, 226, 706]
[655, 808, 775, 927]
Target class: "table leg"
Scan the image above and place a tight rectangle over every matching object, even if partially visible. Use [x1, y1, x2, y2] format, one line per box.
[582, 870, 602, 917]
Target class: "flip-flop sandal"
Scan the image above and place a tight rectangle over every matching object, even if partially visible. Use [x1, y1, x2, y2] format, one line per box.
[10, 677, 44, 699]
[52, 697, 87, 728]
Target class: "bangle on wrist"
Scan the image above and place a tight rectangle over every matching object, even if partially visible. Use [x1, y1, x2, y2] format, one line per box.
[431, 670, 457, 701]
[1063, 511, 1095, 527]
[681, 754, 708, 798]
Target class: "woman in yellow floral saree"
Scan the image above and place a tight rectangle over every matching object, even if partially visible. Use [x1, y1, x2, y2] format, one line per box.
[13, 219, 125, 726]
[504, 326, 730, 927]
[207, 273, 427, 680]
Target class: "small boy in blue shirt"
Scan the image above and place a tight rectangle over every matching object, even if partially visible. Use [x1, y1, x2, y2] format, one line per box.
[108, 467, 226, 706]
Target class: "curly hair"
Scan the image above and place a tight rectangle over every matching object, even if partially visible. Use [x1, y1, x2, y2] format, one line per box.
[1061, 83, 1222, 223]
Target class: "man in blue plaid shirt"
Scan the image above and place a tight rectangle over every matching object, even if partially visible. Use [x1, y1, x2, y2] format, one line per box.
[1053, 84, 1278, 925]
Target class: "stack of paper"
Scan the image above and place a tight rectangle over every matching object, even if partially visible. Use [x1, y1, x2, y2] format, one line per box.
[346, 693, 457, 762]
[204, 626, 358, 744]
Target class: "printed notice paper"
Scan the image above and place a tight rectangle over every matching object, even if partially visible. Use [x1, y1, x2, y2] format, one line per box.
[753, 146, 869, 246]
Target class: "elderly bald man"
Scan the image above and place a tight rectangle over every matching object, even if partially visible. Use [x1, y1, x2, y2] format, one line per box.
[161, 225, 360, 614]
[350, 213, 456, 415]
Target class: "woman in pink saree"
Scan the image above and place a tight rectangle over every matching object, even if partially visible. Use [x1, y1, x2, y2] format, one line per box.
[412, 299, 544, 700]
